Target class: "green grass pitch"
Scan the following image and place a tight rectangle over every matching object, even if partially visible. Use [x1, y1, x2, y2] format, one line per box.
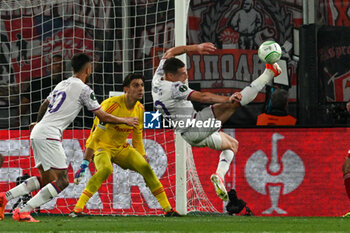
[1, 214, 350, 233]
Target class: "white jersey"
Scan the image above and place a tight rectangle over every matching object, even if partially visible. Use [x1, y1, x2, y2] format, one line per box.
[152, 59, 196, 132]
[30, 77, 101, 140]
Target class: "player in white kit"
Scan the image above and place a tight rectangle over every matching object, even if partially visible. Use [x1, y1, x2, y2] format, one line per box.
[152, 43, 281, 201]
[0, 53, 138, 222]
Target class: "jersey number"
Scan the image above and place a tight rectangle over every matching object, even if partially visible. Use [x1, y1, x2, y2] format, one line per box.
[48, 91, 66, 113]
[154, 100, 170, 116]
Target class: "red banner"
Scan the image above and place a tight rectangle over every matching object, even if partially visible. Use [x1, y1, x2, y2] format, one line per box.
[0, 128, 350, 216]
[186, 0, 302, 101]
[0, 130, 222, 215]
[235, 128, 350, 216]
[321, 0, 350, 26]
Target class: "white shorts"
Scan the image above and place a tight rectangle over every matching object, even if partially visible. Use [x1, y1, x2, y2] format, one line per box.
[31, 139, 68, 171]
[181, 105, 222, 150]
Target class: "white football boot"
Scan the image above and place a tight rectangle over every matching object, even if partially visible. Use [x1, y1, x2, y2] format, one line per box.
[210, 173, 228, 201]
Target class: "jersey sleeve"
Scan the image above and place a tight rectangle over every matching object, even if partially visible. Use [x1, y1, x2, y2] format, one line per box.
[132, 104, 145, 156]
[79, 85, 101, 111]
[171, 81, 195, 100]
[46, 89, 54, 103]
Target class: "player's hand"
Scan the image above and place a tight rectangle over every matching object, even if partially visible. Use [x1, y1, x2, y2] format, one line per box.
[29, 122, 37, 132]
[347, 102, 350, 113]
[229, 92, 242, 103]
[74, 160, 89, 184]
[196, 43, 216, 55]
[124, 117, 139, 127]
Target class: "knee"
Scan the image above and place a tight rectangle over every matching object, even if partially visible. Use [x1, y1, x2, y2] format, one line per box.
[140, 164, 159, 187]
[98, 166, 113, 179]
[56, 174, 69, 190]
[41, 176, 51, 187]
[138, 162, 153, 176]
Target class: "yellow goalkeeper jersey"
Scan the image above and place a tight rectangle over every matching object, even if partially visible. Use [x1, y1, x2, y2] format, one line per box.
[86, 94, 145, 156]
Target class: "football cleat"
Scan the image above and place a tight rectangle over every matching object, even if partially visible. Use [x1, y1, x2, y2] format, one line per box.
[0, 192, 8, 220]
[164, 209, 181, 217]
[69, 207, 84, 218]
[12, 208, 39, 222]
[266, 63, 282, 77]
[210, 173, 228, 201]
[343, 211, 350, 217]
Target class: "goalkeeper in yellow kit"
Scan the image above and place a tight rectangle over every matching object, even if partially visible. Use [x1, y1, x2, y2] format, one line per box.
[70, 73, 180, 217]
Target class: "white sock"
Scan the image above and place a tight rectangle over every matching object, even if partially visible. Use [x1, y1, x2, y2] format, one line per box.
[240, 68, 275, 106]
[19, 183, 59, 213]
[216, 150, 234, 178]
[5, 176, 41, 201]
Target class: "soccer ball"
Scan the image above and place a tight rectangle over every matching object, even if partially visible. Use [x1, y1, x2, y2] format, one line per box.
[258, 41, 282, 64]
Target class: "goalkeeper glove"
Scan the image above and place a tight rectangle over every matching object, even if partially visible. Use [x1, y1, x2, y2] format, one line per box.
[74, 159, 89, 184]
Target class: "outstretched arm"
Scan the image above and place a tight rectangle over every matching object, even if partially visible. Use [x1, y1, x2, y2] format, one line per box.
[163, 43, 216, 59]
[189, 91, 241, 104]
[93, 108, 139, 127]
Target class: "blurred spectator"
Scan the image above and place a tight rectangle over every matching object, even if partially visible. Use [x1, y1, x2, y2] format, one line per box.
[230, 0, 262, 49]
[256, 88, 296, 126]
[17, 54, 66, 127]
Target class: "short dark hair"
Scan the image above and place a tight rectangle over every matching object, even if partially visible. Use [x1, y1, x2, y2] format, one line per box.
[163, 58, 185, 74]
[271, 89, 289, 110]
[123, 73, 144, 87]
[71, 53, 91, 73]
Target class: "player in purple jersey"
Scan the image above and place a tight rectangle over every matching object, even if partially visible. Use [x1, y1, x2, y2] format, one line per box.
[0, 53, 138, 222]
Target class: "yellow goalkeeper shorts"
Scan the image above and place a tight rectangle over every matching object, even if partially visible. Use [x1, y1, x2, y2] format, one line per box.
[93, 144, 147, 172]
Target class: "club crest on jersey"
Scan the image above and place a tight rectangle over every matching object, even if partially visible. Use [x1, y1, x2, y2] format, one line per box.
[179, 85, 188, 92]
[144, 111, 161, 129]
[90, 93, 96, 100]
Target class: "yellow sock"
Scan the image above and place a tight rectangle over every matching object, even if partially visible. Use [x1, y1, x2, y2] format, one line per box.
[75, 190, 93, 211]
[152, 187, 171, 212]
